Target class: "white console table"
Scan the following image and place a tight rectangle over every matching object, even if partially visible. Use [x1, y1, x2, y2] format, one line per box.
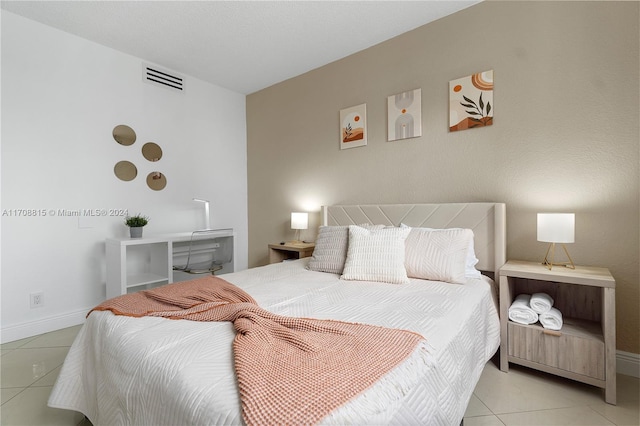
[106, 229, 234, 299]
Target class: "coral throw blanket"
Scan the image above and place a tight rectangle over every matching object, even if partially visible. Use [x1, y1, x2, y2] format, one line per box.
[91, 276, 424, 425]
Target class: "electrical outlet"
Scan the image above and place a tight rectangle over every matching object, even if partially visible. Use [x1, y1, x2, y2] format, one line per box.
[30, 292, 44, 308]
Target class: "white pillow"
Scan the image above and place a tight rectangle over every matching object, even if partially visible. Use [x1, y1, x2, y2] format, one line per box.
[307, 224, 383, 274]
[465, 238, 482, 278]
[403, 226, 474, 284]
[341, 225, 411, 284]
[401, 224, 481, 278]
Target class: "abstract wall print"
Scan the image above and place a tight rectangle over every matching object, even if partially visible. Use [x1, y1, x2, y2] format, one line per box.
[388, 88, 422, 141]
[449, 70, 493, 132]
[340, 103, 367, 149]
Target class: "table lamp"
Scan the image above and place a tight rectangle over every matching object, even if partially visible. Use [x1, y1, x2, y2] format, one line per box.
[291, 212, 308, 244]
[193, 198, 211, 230]
[537, 213, 575, 270]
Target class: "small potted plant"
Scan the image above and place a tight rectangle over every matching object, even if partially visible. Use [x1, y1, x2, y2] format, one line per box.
[125, 214, 149, 238]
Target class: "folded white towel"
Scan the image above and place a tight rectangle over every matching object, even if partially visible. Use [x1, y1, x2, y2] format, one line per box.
[539, 307, 563, 331]
[530, 292, 554, 314]
[508, 294, 539, 325]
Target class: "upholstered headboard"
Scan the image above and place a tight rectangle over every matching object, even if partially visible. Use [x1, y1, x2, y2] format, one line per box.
[321, 203, 506, 273]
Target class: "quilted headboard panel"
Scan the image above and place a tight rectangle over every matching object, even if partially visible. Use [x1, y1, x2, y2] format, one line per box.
[321, 203, 506, 273]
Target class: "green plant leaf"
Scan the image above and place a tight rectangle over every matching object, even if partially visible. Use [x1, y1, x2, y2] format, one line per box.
[479, 93, 484, 111]
[486, 102, 492, 115]
[466, 110, 482, 116]
[125, 213, 149, 227]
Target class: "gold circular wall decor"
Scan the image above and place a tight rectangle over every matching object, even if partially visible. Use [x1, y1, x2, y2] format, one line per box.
[142, 142, 163, 162]
[114, 161, 138, 181]
[146, 172, 167, 191]
[112, 125, 136, 146]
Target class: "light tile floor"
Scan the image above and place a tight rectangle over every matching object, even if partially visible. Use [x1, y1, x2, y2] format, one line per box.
[1, 325, 639, 425]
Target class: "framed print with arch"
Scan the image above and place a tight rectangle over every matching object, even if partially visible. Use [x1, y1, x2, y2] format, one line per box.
[388, 88, 422, 141]
[449, 70, 494, 132]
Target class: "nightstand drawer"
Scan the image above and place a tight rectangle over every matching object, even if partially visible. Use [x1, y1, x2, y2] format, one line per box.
[508, 321, 605, 380]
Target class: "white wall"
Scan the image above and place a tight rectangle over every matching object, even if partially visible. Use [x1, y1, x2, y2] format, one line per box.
[1, 11, 248, 342]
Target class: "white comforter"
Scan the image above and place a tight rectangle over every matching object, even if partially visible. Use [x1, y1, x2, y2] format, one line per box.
[48, 259, 500, 425]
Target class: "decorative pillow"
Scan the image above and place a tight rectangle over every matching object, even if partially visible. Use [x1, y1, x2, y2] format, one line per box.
[403, 226, 474, 284]
[307, 224, 383, 274]
[464, 238, 482, 278]
[401, 224, 481, 278]
[341, 225, 411, 284]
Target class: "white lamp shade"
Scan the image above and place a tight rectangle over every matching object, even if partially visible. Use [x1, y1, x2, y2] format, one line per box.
[537, 213, 575, 243]
[291, 212, 308, 230]
[193, 198, 211, 230]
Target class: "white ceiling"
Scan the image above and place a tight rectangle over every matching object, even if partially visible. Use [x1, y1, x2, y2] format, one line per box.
[2, 1, 480, 94]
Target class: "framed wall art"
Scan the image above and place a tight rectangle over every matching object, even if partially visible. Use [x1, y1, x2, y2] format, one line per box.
[340, 103, 367, 149]
[387, 88, 422, 141]
[449, 70, 493, 132]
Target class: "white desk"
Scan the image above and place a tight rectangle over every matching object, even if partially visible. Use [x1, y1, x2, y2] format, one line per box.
[106, 229, 234, 299]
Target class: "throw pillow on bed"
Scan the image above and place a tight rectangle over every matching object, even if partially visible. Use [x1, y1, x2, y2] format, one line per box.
[401, 224, 481, 279]
[403, 227, 473, 284]
[341, 225, 411, 284]
[307, 224, 383, 274]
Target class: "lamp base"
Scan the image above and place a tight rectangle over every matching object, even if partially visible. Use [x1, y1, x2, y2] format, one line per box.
[542, 243, 575, 270]
[290, 229, 305, 245]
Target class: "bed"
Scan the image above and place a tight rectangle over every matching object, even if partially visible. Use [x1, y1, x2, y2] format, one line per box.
[49, 202, 506, 425]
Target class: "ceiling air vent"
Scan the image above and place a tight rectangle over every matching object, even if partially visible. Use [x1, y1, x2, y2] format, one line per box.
[143, 64, 184, 92]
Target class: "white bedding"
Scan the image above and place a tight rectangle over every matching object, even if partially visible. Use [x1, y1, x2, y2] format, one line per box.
[49, 259, 500, 425]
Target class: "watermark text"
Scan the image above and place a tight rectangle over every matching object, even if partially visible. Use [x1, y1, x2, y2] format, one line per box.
[2, 208, 129, 218]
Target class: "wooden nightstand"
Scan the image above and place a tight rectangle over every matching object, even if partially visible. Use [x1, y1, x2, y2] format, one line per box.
[499, 260, 616, 404]
[268, 242, 315, 264]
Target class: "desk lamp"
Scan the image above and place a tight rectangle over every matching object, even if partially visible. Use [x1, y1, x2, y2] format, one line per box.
[193, 198, 211, 230]
[537, 213, 575, 270]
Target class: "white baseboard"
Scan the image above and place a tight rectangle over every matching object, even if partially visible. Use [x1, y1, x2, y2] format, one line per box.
[617, 350, 640, 378]
[1, 308, 89, 344]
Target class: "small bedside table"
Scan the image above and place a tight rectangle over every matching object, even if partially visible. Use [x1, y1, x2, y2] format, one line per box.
[499, 260, 616, 404]
[268, 242, 315, 264]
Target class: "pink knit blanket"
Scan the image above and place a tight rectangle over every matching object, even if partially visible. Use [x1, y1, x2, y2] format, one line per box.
[91, 276, 424, 425]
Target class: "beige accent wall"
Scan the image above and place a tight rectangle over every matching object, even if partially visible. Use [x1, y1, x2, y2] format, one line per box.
[247, 1, 639, 354]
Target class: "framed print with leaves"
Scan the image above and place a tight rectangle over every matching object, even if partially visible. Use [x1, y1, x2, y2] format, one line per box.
[449, 70, 493, 132]
[340, 103, 367, 149]
[387, 88, 422, 141]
